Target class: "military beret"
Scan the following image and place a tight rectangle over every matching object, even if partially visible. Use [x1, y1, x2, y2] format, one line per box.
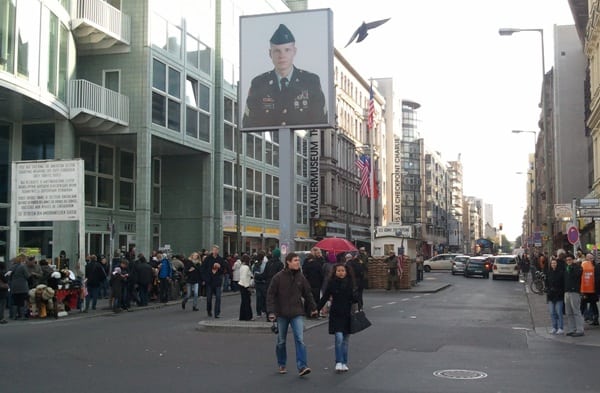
[270, 24, 295, 45]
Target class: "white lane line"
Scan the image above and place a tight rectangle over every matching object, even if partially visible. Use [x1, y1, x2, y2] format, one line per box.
[413, 295, 421, 299]
[387, 302, 397, 305]
[371, 305, 383, 309]
[401, 298, 410, 301]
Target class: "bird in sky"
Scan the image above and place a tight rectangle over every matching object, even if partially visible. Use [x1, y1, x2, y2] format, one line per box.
[344, 18, 391, 48]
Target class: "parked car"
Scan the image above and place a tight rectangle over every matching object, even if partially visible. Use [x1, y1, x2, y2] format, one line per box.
[423, 253, 460, 272]
[491, 255, 519, 281]
[451, 255, 470, 275]
[464, 256, 491, 279]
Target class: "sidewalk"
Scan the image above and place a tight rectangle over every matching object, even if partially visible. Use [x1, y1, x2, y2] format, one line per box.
[525, 279, 600, 347]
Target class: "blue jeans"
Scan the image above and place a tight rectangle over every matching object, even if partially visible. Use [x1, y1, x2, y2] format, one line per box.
[85, 286, 100, 310]
[276, 315, 307, 371]
[548, 300, 564, 330]
[183, 283, 199, 309]
[206, 284, 222, 316]
[334, 332, 349, 364]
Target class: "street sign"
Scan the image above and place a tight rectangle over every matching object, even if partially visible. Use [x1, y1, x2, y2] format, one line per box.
[579, 208, 600, 217]
[580, 198, 600, 207]
[567, 226, 579, 245]
[554, 204, 573, 220]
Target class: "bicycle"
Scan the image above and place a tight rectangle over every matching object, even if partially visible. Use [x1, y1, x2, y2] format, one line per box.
[530, 270, 546, 295]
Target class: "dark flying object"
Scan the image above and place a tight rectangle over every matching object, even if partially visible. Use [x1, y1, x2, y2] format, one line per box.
[344, 18, 391, 48]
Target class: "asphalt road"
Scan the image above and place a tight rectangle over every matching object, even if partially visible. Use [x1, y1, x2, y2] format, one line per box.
[2, 273, 599, 393]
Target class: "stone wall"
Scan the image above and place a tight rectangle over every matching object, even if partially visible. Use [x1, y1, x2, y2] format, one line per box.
[367, 257, 412, 289]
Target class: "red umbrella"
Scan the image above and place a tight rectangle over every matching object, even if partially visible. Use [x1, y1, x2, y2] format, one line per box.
[314, 237, 358, 255]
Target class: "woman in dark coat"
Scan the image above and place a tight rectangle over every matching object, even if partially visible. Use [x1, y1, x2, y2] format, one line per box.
[317, 263, 358, 373]
[545, 257, 565, 334]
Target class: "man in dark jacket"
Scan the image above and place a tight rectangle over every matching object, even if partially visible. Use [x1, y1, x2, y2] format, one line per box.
[564, 254, 584, 336]
[345, 253, 366, 310]
[84, 256, 105, 311]
[264, 248, 284, 290]
[135, 254, 154, 306]
[267, 252, 317, 377]
[302, 247, 324, 316]
[202, 245, 226, 318]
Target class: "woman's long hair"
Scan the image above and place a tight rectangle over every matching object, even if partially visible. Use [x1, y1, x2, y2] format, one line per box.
[329, 262, 357, 289]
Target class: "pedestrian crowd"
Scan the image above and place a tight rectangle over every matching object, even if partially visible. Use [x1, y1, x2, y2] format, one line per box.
[1, 244, 372, 378]
[520, 248, 600, 337]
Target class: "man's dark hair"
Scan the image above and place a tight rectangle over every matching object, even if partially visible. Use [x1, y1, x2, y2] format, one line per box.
[285, 252, 298, 263]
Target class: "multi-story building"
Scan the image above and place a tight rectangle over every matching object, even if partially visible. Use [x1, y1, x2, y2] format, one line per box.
[311, 50, 384, 245]
[2, 0, 332, 266]
[463, 196, 483, 253]
[423, 149, 449, 256]
[447, 158, 464, 253]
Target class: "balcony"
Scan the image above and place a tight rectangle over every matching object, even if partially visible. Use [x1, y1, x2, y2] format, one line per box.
[71, 0, 131, 53]
[68, 79, 129, 132]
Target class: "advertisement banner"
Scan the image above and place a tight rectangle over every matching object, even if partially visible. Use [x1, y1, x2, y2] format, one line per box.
[239, 9, 334, 131]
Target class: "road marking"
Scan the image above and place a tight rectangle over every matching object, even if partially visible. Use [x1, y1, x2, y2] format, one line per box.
[401, 298, 410, 301]
[413, 295, 421, 299]
[371, 305, 383, 309]
[410, 316, 417, 319]
[387, 302, 397, 305]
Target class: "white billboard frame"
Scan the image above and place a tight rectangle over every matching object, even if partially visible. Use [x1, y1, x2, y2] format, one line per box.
[239, 9, 335, 131]
[10, 159, 86, 275]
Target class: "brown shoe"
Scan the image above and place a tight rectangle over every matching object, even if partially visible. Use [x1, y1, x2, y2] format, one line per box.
[299, 367, 311, 376]
[278, 366, 287, 374]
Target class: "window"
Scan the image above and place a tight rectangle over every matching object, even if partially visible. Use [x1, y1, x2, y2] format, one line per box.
[223, 96, 237, 152]
[150, 12, 182, 59]
[152, 58, 181, 131]
[0, 0, 16, 73]
[296, 135, 307, 177]
[245, 133, 262, 161]
[223, 160, 235, 212]
[0, 125, 8, 203]
[16, 0, 40, 82]
[265, 174, 279, 221]
[184, 75, 210, 142]
[119, 151, 135, 210]
[265, 132, 279, 167]
[296, 184, 308, 225]
[245, 168, 262, 218]
[80, 141, 114, 208]
[152, 158, 161, 214]
[46, 13, 68, 101]
[22, 124, 54, 160]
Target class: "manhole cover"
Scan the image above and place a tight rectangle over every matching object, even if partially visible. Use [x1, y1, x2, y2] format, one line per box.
[433, 369, 488, 380]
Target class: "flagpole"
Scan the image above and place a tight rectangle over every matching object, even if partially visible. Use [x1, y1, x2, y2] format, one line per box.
[370, 131, 375, 249]
[369, 81, 375, 251]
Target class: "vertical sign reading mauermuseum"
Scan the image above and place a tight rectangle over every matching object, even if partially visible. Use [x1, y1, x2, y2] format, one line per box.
[393, 137, 402, 222]
[13, 160, 84, 222]
[309, 130, 320, 218]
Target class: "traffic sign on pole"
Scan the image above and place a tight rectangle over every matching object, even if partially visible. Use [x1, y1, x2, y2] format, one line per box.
[567, 226, 579, 245]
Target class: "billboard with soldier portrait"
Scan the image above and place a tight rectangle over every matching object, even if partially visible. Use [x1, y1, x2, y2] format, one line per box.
[239, 9, 334, 131]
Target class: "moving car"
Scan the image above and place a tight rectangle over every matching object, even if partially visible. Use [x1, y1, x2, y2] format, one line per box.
[491, 255, 520, 280]
[464, 256, 491, 278]
[423, 253, 460, 272]
[451, 255, 470, 275]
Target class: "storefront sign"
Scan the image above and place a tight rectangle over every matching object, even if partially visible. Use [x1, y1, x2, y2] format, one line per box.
[376, 225, 412, 238]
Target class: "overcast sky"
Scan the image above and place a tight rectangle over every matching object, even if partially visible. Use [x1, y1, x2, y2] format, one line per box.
[309, 0, 576, 242]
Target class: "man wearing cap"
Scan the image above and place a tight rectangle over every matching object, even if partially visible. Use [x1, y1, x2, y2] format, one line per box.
[243, 23, 327, 128]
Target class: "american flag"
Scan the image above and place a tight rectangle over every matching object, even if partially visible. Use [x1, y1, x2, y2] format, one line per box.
[355, 154, 378, 199]
[367, 83, 374, 131]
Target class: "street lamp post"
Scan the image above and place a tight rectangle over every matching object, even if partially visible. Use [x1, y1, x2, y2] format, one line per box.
[500, 27, 553, 256]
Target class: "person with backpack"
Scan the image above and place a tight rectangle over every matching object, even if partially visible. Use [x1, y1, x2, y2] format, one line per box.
[157, 253, 172, 303]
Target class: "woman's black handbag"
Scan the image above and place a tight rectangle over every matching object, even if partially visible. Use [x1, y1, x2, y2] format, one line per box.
[350, 310, 371, 334]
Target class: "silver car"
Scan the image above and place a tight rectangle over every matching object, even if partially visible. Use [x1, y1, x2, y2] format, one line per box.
[451, 255, 470, 275]
[423, 253, 460, 272]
